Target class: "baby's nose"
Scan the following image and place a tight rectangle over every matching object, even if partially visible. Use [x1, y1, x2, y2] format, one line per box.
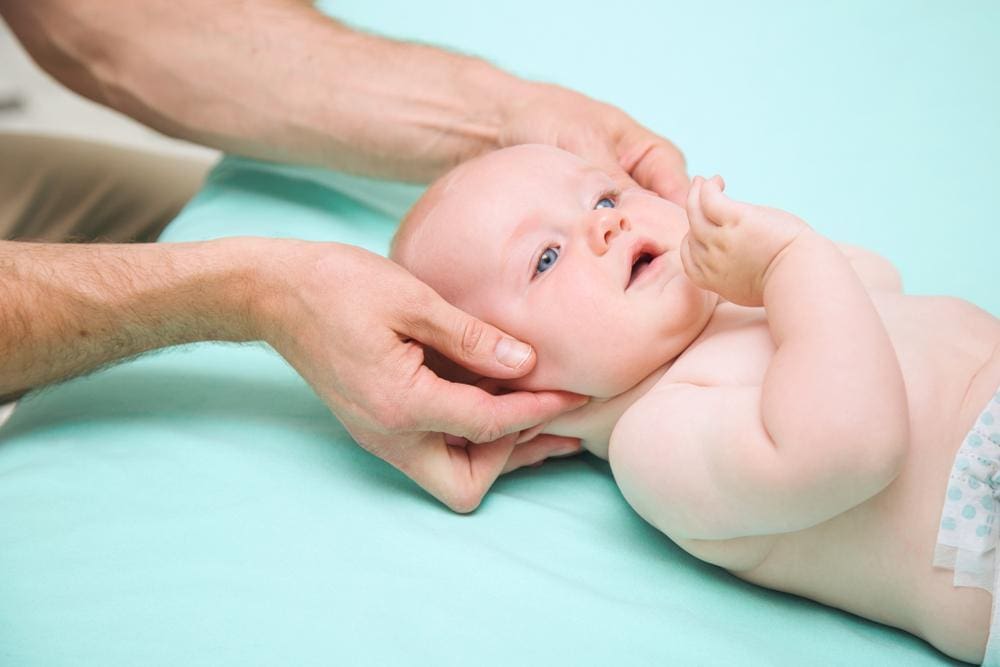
[588, 210, 630, 254]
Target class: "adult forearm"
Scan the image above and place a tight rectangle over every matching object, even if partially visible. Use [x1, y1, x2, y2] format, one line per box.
[761, 232, 909, 485]
[0, 0, 520, 182]
[0, 239, 259, 397]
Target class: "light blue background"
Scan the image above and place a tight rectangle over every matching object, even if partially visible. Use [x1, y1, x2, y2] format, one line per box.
[1, 2, 996, 666]
[322, 0, 998, 313]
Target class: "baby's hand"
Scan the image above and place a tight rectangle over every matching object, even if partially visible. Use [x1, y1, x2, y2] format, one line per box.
[680, 175, 810, 307]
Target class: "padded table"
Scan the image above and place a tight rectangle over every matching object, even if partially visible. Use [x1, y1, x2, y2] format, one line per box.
[1, 2, 997, 664]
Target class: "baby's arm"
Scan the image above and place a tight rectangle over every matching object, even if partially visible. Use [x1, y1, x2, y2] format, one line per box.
[609, 178, 910, 540]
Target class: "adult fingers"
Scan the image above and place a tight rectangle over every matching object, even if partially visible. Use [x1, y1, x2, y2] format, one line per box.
[413, 434, 581, 513]
[515, 422, 547, 444]
[401, 291, 538, 380]
[582, 148, 643, 194]
[502, 435, 582, 473]
[406, 432, 519, 514]
[422, 346, 481, 385]
[625, 135, 691, 206]
[409, 367, 588, 443]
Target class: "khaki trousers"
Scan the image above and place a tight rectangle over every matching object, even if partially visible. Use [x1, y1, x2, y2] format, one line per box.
[0, 133, 214, 406]
[0, 133, 213, 242]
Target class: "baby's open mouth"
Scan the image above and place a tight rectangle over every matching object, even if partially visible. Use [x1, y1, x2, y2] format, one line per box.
[628, 253, 655, 288]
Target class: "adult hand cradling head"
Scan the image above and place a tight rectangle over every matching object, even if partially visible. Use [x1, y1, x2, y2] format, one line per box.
[0, 2, 688, 512]
[259, 92, 690, 514]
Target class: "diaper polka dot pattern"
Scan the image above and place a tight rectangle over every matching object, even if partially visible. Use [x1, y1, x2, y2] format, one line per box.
[934, 388, 1000, 592]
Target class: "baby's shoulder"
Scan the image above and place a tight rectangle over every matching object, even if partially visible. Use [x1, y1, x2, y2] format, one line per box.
[664, 304, 775, 388]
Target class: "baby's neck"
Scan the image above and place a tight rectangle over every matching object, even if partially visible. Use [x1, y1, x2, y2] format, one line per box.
[545, 364, 671, 460]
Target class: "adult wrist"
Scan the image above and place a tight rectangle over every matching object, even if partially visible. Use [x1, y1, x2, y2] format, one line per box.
[301, 29, 528, 181]
[241, 236, 342, 353]
[114, 237, 266, 348]
[447, 58, 524, 165]
[218, 236, 297, 346]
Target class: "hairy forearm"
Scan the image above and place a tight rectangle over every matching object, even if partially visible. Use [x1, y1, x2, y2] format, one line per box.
[761, 232, 909, 485]
[0, 239, 259, 397]
[0, 0, 520, 182]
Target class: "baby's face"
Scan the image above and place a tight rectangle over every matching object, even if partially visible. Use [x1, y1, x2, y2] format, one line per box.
[394, 145, 716, 397]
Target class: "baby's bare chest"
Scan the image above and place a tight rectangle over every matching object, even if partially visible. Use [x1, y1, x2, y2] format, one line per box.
[669, 294, 1000, 630]
[662, 303, 774, 386]
[669, 294, 997, 437]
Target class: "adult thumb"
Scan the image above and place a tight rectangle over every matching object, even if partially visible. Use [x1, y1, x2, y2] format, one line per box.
[404, 294, 538, 380]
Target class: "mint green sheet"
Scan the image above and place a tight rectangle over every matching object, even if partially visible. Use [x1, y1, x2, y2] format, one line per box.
[1, 2, 996, 665]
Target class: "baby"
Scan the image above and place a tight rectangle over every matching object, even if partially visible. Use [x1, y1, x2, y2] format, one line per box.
[390, 144, 1000, 665]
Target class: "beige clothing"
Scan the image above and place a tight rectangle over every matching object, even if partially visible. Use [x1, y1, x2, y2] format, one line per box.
[0, 132, 213, 411]
[0, 133, 211, 242]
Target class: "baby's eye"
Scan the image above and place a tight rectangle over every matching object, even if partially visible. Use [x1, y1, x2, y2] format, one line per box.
[535, 247, 559, 275]
[595, 195, 616, 209]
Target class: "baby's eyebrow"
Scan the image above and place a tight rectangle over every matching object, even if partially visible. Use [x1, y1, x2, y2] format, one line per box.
[501, 212, 542, 282]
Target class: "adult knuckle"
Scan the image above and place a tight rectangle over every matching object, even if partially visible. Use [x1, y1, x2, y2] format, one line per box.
[396, 287, 436, 332]
[460, 318, 488, 357]
[468, 422, 490, 444]
[446, 488, 483, 514]
[468, 407, 505, 443]
[371, 396, 413, 434]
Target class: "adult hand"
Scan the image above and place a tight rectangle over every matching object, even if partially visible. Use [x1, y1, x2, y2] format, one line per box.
[255, 240, 588, 513]
[500, 82, 690, 205]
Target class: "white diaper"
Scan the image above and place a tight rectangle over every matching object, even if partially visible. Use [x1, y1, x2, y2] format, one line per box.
[934, 386, 1000, 592]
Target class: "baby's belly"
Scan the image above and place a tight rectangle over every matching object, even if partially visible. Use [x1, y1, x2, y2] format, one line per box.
[735, 315, 1000, 663]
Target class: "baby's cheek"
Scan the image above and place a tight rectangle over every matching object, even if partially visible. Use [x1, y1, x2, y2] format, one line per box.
[504, 341, 588, 394]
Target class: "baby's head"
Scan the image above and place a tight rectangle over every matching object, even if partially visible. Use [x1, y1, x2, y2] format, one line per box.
[391, 144, 716, 398]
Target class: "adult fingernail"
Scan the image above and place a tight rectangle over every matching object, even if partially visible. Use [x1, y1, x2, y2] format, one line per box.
[495, 338, 532, 369]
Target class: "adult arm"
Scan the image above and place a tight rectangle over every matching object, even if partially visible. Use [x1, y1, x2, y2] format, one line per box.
[0, 238, 585, 511]
[0, 0, 688, 199]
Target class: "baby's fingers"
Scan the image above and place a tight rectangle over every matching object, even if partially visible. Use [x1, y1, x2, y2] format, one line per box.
[700, 175, 746, 227]
[686, 176, 708, 231]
